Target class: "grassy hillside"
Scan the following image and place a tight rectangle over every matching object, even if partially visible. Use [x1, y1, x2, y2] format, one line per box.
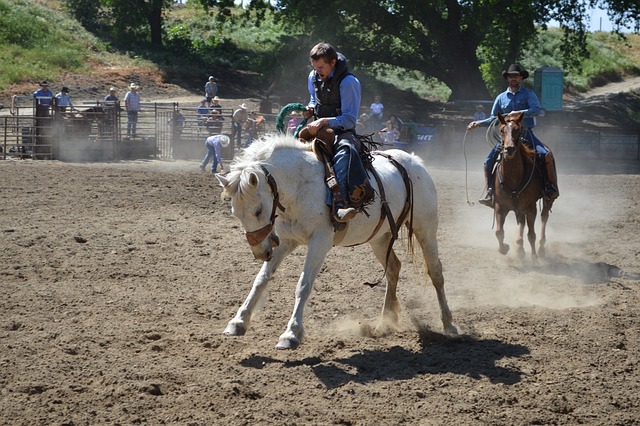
[1, 0, 639, 101]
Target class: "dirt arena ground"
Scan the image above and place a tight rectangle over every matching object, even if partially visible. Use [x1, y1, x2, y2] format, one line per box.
[1, 148, 639, 425]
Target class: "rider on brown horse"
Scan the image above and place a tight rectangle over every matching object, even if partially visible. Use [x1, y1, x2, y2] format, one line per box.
[467, 64, 559, 207]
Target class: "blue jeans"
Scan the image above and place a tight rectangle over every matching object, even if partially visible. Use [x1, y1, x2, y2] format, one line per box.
[233, 122, 242, 147]
[201, 145, 220, 172]
[127, 111, 138, 135]
[332, 133, 369, 208]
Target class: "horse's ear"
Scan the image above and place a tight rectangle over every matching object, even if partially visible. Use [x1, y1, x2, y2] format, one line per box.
[248, 172, 259, 187]
[513, 111, 525, 123]
[216, 174, 229, 188]
[497, 112, 506, 125]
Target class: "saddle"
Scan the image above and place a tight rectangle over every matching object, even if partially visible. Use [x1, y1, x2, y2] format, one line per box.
[298, 126, 375, 228]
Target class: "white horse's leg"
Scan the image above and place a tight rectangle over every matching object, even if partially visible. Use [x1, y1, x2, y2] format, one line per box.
[369, 233, 401, 333]
[414, 231, 457, 335]
[276, 232, 333, 350]
[224, 240, 296, 336]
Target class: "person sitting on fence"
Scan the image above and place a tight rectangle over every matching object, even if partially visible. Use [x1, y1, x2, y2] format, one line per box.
[197, 99, 212, 129]
[379, 119, 400, 145]
[54, 87, 74, 113]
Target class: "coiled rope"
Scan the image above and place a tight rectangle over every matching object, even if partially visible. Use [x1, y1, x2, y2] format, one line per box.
[275, 103, 309, 138]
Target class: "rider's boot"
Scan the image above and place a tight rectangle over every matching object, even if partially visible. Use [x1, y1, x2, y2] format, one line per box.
[335, 207, 357, 222]
[479, 170, 495, 207]
[544, 152, 559, 200]
[538, 153, 559, 201]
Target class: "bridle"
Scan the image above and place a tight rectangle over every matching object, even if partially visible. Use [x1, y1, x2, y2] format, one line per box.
[244, 165, 286, 247]
[498, 119, 536, 198]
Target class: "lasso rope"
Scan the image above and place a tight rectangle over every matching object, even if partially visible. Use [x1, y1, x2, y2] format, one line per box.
[275, 103, 309, 138]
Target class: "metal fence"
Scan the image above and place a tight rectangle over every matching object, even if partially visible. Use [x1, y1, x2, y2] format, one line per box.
[1, 96, 278, 162]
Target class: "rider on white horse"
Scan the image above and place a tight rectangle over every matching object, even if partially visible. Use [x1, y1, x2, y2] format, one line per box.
[302, 42, 371, 223]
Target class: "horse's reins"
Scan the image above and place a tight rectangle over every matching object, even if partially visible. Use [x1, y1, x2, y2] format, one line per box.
[244, 165, 286, 247]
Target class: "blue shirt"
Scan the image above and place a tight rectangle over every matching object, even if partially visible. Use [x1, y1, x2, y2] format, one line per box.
[55, 92, 73, 108]
[307, 69, 361, 132]
[33, 88, 53, 106]
[478, 86, 541, 129]
[204, 135, 225, 161]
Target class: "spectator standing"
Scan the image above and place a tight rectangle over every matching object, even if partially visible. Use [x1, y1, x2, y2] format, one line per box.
[54, 87, 74, 113]
[199, 134, 230, 173]
[232, 103, 248, 148]
[33, 80, 53, 117]
[204, 76, 218, 107]
[104, 87, 119, 103]
[171, 108, 186, 141]
[370, 95, 384, 129]
[124, 83, 141, 137]
[473, 104, 486, 121]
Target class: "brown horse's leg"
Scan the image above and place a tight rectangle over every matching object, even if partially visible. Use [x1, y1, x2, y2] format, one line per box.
[539, 201, 552, 257]
[495, 209, 510, 255]
[526, 208, 538, 262]
[515, 212, 526, 258]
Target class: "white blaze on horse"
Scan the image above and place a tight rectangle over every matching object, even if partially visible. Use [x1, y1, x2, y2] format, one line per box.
[216, 135, 457, 349]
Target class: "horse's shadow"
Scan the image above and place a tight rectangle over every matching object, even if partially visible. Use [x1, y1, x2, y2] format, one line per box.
[239, 330, 529, 389]
[512, 257, 636, 284]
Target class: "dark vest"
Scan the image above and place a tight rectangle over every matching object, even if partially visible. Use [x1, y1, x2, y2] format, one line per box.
[313, 53, 352, 120]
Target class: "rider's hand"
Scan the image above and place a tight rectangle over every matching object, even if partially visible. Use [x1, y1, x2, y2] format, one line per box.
[467, 121, 478, 131]
[302, 107, 314, 120]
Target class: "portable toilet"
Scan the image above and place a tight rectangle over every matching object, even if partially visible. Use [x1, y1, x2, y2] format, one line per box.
[534, 66, 563, 111]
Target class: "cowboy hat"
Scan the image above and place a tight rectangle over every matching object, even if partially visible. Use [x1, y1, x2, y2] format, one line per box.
[213, 96, 220, 101]
[219, 135, 230, 148]
[502, 64, 529, 79]
[39, 80, 49, 86]
[209, 76, 215, 81]
[61, 87, 70, 93]
[129, 83, 139, 89]
[239, 103, 248, 109]
[109, 87, 118, 92]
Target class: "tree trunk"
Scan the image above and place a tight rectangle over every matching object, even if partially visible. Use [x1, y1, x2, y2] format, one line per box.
[148, 3, 163, 46]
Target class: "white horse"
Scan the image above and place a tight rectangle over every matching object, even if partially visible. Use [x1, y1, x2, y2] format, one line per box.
[216, 135, 457, 349]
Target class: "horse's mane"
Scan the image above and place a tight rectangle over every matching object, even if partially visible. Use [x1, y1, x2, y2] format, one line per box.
[221, 134, 309, 200]
[520, 139, 536, 164]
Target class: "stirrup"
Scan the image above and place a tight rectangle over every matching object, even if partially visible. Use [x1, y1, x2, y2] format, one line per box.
[546, 186, 559, 201]
[478, 189, 494, 207]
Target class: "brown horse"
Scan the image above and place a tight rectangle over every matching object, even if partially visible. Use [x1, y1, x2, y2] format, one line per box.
[492, 112, 554, 260]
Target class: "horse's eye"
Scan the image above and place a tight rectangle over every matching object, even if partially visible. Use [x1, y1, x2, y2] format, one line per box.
[255, 207, 262, 217]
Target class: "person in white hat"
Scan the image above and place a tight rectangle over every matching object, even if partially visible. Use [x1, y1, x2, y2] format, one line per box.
[124, 83, 141, 136]
[232, 103, 249, 147]
[200, 134, 230, 173]
[204, 76, 218, 107]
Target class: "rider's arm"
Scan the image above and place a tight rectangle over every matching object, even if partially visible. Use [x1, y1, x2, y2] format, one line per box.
[325, 74, 360, 131]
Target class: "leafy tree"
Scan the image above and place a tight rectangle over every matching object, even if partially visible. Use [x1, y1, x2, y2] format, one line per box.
[273, 0, 639, 100]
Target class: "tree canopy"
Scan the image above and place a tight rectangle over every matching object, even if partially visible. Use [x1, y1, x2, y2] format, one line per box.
[273, 0, 639, 99]
[64, 0, 639, 100]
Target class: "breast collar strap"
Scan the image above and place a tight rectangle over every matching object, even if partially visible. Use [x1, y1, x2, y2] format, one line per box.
[244, 165, 286, 247]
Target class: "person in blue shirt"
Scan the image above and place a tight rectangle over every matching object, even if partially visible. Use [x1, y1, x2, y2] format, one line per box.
[54, 87, 74, 112]
[302, 42, 371, 223]
[200, 134, 230, 173]
[467, 64, 559, 207]
[33, 80, 53, 117]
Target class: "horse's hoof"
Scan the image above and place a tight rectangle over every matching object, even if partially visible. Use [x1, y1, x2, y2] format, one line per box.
[499, 244, 510, 255]
[517, 248, 525, 258]
[275, 337, 300, 350]
[444, 323, 459, 336]
[223, 322, 247, 336]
